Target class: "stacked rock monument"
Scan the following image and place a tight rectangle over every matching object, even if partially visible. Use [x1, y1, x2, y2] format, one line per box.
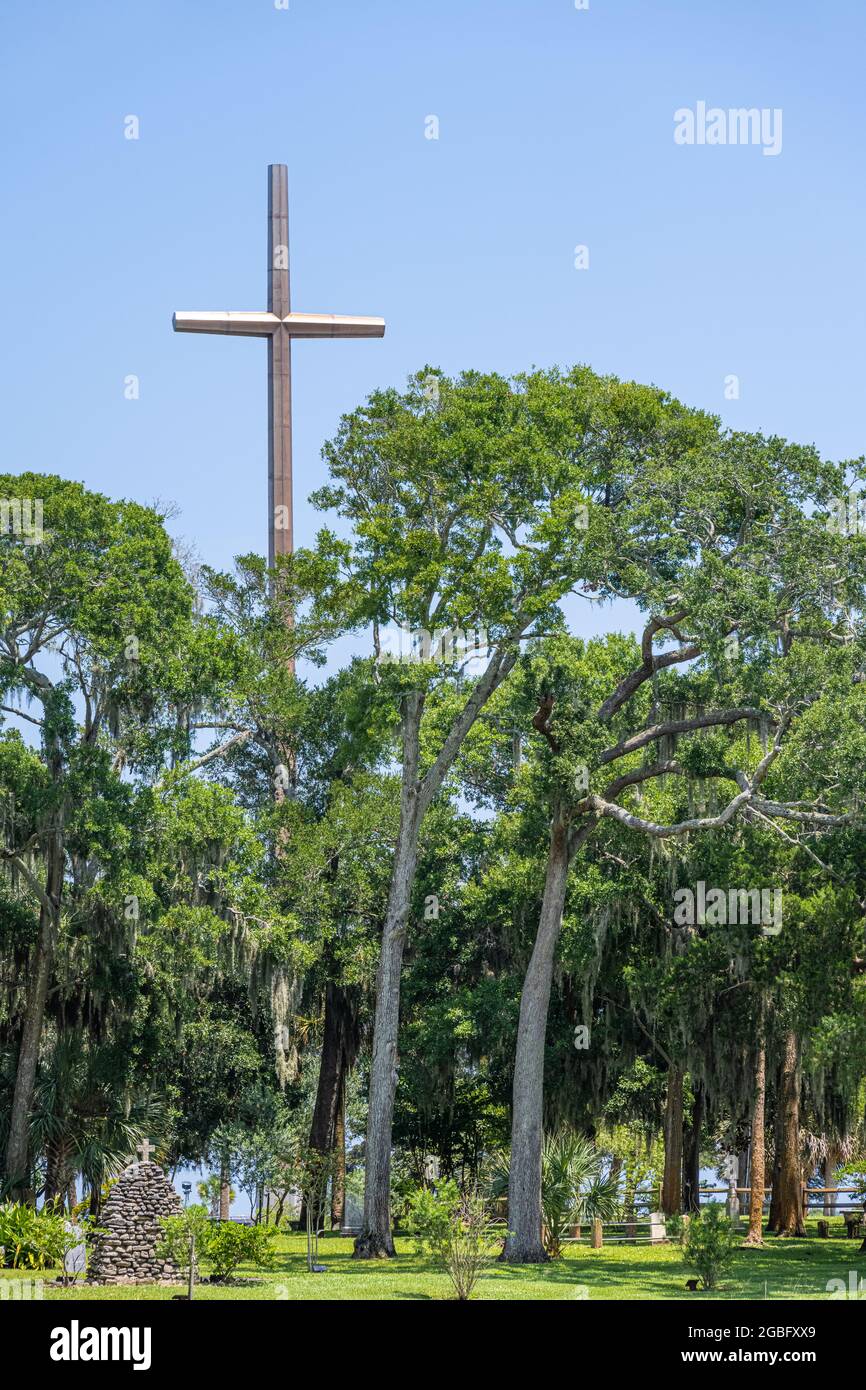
[87, 1148, 182, 1285]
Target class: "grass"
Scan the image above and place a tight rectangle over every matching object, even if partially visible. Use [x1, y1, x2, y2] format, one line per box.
[2, 1218, 864, 1302]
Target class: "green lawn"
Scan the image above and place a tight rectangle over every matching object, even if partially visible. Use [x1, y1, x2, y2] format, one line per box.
[3, 1219, 864, 1301]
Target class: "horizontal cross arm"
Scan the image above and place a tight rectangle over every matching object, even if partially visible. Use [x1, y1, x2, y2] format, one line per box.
[282, 313, 385, 339]
[172, 311, 386, 339]
[173, 311, 280, 337]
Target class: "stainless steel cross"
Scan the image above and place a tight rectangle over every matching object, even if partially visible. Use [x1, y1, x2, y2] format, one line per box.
[173, 165, 385, 567]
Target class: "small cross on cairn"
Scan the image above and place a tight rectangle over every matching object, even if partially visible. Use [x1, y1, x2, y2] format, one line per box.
[135, 1138, 155, 1165]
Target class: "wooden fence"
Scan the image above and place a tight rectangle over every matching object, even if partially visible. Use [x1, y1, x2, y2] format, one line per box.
[563, 1186, 863, 1249]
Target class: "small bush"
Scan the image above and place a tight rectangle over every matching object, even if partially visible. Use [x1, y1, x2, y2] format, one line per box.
[0, 1201, 101, 1276]
[407, 1180, 503, 1301]
[158, 1207, 278, 1291]
[206, 1221, 278, 1281]
[681, 1204, 739, 1290]
[157, 1205, 212, 1294]
[0, 1202, 52, 1269]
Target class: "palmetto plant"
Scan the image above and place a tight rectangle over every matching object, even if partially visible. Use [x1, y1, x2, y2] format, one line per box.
[29, 1038, 166, 1212]
[491, 1130, 620, 1257]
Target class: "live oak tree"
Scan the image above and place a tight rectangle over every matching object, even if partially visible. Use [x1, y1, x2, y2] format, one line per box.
[311, 368, 597, 1255]
[194, 565, 390, 1224]
[0, 476, 196, 1196]
[393, 799, 512, 1184]
[0, 483, 302, 1202]
[755, 670, 866, 1238]
[283, 763, 397, 1231]
[498, 404, 866, 1261]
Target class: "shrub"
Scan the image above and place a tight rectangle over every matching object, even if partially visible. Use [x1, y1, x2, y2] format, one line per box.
[407, 1180, 503, 1301]
[157, 1207, 278, 1292]
[0, 1202, 70, 1270]
[0, 1202, 53, 1269]
[681, 1203, 739, 1289]
[539, 1132, 620, 1257]
[206, 1221, 278, 1282]
[0, 1201, 102, 1276]
[157, 1205, 212, 1295]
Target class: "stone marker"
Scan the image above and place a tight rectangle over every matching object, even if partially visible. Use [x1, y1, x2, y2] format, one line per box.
[649, 1211, 667, 1244]
[87, 1149, 182, 1285]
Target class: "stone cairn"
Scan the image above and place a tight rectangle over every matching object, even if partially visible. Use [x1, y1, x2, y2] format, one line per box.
[87, 1160, 182, 1285]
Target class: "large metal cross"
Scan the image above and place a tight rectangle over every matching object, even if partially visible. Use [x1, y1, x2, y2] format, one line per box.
[173, 165, 385, 567]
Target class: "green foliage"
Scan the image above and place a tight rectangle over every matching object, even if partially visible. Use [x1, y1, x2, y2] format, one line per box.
[406, 1180, 504, 1300]
[0, 1202, 56, 1269]
[680, 1204, 739, 1290]
[197, 1175, 235, 1212]
[157, 1205, 277, 1286]
[0, 1201, 99, 1272]
[205, 1221, 278, 1282]
[4, 361, 866, 1280]
[539, 1132, 620, 1257]
[406, 1181, 458, 1252]
[157, 1205, 212, 1291]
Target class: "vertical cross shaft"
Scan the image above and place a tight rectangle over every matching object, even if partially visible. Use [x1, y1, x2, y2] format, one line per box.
[268, 165, 292, 568]
[172, 166, 384, 575]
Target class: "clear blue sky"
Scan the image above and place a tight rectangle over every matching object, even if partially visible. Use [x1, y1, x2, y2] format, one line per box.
[3, 0, 865, 630]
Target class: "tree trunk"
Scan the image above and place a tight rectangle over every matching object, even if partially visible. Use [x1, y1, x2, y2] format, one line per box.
[771, 1031, 805, 1237]
[44, 1136, 72, 1208]
[219, 1161, 231, 1221]
[331, 1080, 346, 1230]
[823, 1150, 838, 1216]
[4, 818, 65, 1199]
[299, 982, 350, 1232]
[682, 1080, 704, 1214]
[355, 708, 422, 1259]
[354, 653, 513, 1257]
[661, 1065, 684, 1216]
[502, 809, 573, 1263]
[745, 1039, 767, 1245]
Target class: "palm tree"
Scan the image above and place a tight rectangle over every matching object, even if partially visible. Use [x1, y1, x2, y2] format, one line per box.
[492, 1129, 620, 1258]
[29, 1036, 165, 1214]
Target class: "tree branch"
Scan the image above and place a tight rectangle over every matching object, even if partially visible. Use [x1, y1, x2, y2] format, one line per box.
[599, 707, 764, 767]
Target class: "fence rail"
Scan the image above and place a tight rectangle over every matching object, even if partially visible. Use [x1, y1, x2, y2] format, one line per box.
[617, 1185, 862, 1211]
[564, 1191, 863, 1250]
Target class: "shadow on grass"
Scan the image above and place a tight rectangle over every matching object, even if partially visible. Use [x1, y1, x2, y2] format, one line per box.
[475, 1234, 866, 1301]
